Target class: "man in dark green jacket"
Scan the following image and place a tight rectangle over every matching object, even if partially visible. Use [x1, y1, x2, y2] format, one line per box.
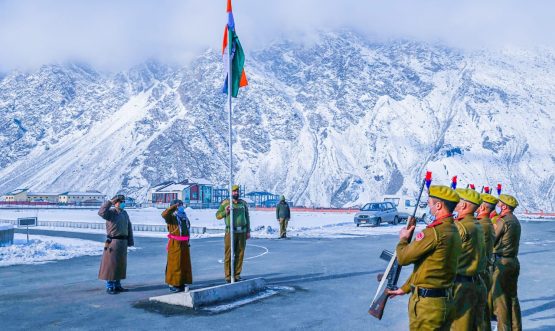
[216, 185, 251, 282]
[276, 195, 291, 238]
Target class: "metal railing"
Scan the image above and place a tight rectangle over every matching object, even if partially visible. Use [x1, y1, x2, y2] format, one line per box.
[0, 219, 207, 234]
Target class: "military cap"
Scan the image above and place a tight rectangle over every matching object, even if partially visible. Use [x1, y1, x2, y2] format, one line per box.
[499, 194, 518, 208]
[428, 185, 460, 203]
[480, 193, 499, 205]
[232, 184, 240, 191]
[455, 188, 482, 206]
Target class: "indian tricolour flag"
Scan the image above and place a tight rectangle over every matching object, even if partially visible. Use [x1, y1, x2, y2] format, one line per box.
[222, 0, 248, 98]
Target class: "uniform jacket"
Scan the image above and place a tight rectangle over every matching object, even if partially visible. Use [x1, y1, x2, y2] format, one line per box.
[493, 213, 521, 258]
[216, 199, 251, 233]
[477, 215, 495, 267]
[276, 201, 291, 219]
[454, 214, 486, 276]
[397, 216, 462, 292]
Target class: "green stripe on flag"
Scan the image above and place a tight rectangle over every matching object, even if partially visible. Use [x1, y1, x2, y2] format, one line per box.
[230, 30, 245, 98]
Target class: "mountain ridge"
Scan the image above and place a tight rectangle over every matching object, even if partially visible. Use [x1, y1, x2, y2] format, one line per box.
[1, 31, 553, 210]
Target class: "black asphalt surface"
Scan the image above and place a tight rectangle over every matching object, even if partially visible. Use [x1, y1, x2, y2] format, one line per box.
[1, 222, 555, 331]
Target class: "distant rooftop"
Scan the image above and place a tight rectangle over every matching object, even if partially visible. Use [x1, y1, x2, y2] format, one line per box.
[156, 183, 191, 192]
[153, 179, 213, 192]
[60, 191, 105, 196]
[27, 192, 60, 196]
[4, 188, 29, 195]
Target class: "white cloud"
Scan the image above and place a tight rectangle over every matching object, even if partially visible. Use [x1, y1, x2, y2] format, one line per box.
[0, 0, 553, 71]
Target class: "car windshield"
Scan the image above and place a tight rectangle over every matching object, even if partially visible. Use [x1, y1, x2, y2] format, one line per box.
[361, 203, 382, 211]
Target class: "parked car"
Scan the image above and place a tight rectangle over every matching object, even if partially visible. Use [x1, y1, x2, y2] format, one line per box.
[383, 195, 428, 222]
[354, 202, 400, 227]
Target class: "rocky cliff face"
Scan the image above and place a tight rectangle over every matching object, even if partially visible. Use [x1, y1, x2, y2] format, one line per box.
[1, 31, 553, 210]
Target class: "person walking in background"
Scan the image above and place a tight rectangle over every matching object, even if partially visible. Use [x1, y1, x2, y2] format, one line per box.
[276, 195, 291, 239]
[98, 194, 134, 295]
[161, 199, 193, 293]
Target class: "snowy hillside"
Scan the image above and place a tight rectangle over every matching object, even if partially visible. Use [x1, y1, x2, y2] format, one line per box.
[1, 31, 554, 210]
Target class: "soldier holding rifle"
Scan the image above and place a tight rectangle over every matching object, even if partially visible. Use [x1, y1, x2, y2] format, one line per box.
[389, 185, 462, 330]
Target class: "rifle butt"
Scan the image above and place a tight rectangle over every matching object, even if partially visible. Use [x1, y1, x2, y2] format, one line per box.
[368, 290, 389, 320]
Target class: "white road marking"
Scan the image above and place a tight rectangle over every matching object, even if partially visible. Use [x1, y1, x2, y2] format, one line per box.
[217, 244, 269, 264]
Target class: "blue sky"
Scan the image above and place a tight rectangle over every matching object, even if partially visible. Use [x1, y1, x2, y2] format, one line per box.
[0, 0, 553, 70]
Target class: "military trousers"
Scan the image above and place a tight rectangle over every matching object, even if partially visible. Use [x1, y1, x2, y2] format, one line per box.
[479, 269, 494, 331]
[408, 288, 454, 331]
[279, 218, 289, 237]
[492, 257, 522, 331]
[451, 278, 487, 331]
[224, 232, 247, 281]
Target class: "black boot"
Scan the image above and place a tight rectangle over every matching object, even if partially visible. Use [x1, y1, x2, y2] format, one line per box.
[115, 286, 129, 292]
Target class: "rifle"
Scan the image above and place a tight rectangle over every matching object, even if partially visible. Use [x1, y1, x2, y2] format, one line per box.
[368, 172, 431, 319]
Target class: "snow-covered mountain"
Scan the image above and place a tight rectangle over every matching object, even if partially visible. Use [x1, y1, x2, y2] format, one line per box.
[1, 31, 554, 210]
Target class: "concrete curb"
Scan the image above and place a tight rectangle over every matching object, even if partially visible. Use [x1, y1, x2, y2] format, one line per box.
[149, 278, 266, 308]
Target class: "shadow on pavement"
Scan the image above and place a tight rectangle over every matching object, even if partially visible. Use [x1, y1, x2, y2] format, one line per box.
[267, 270, 382, 285]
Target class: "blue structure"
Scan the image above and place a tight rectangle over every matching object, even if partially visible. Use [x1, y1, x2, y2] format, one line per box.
[245, 191, 280, 207]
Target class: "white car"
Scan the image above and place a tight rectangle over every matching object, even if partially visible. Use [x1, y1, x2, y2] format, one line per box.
[354, 202, 400, 227]
[383, 195, 428, 222]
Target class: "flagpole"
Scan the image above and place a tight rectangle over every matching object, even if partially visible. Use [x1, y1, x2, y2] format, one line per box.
[227, 21, 235, 284]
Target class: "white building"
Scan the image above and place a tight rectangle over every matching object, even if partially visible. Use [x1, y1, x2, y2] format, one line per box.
[26, 192, 59, 203]
[2, 188, 29, 202]
[58, 191, 106, 204]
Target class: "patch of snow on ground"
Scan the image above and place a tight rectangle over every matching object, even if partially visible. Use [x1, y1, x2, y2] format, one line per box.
[0, 234, 103, 267]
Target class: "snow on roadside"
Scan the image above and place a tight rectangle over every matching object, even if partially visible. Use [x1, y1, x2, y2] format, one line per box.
[0, 234, 105, 267]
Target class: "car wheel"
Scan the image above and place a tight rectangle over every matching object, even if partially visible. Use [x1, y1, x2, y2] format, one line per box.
[356, 223, 360, 227]
[393, 216, 399, 225]
[377, 218, 381, 226]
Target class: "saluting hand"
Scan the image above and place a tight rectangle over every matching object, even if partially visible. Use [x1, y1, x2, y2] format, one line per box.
[399, 225, 415, 240]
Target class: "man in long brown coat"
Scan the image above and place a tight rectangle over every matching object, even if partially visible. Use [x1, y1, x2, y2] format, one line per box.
[162, 199, 193, 292]
[98, 195, 134, 294]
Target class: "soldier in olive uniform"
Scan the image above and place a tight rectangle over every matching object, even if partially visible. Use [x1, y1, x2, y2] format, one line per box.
[389, 185, 462, 331]
[451, 188, 487, 331]
[492, 194, 522, 331]
[216, 185, 251, 282]
[276, 195, 291, 239]
[477, 193, 499, 330]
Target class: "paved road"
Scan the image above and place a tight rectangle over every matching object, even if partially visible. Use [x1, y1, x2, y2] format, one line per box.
[1, 222, 555, 330]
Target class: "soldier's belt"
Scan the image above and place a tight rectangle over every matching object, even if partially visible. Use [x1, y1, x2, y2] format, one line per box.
[454, 274, 479, 283]
[107, 235, 128, 240]
[414, 287, 449, 298]
[226, 226, 247, 232]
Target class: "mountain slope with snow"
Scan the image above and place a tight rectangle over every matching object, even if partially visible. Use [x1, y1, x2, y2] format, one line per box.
[1, 31, 554, 210]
